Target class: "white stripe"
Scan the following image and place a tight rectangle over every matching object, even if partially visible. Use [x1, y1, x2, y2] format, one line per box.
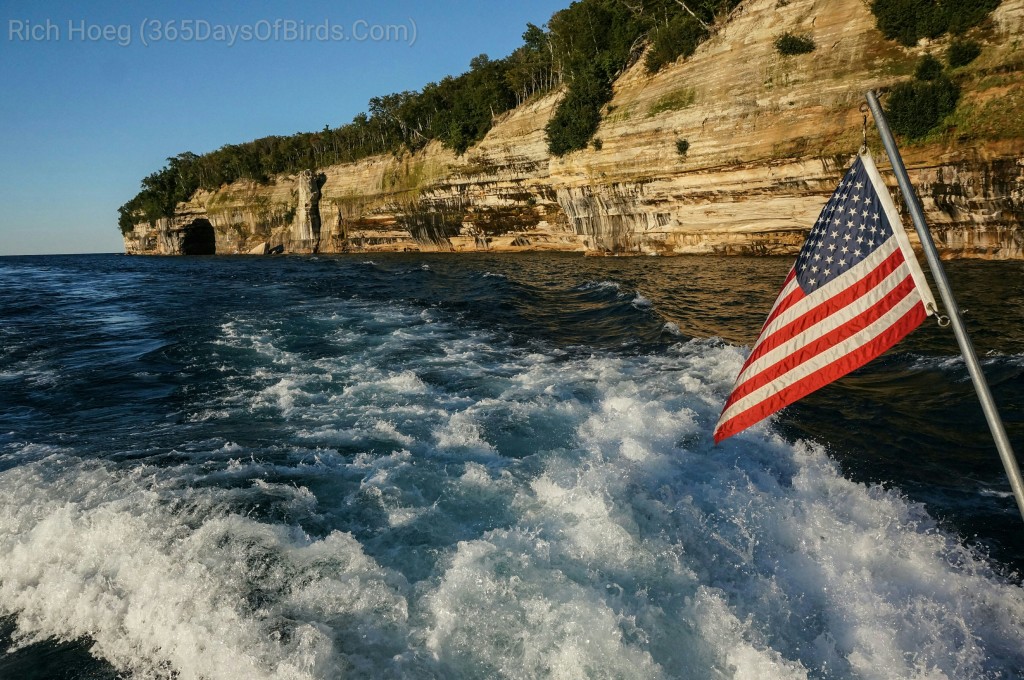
[736, 262, 914, 384]
[757, 237, 899, 342]
[718, 289, 923, 425]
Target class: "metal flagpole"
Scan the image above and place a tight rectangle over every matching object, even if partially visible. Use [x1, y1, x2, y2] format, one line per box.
[866, 89, 1024, 524]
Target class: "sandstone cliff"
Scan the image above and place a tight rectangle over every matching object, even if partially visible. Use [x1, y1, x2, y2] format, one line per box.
[124, 0, 1024, 258]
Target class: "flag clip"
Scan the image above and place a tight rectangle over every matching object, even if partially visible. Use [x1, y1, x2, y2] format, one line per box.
[927, 302, 951, 327]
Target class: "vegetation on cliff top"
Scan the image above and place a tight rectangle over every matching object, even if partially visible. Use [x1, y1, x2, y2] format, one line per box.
[545, 0, 739, 155]
[874, 0, 998, 141]
[870, 0, 1001, 46]
[885, 54, 961, 139]
[120, 0, 1003, 234]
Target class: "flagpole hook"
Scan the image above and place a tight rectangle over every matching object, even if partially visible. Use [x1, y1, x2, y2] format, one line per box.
[927, 302, 951, 327]
[859, 103, 869, 154]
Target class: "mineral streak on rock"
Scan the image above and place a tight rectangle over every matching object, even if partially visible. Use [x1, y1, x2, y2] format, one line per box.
[123, 0, 1024, 259]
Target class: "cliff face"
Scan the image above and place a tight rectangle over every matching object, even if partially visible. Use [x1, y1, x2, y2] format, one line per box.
[124, 0, 1024, 259]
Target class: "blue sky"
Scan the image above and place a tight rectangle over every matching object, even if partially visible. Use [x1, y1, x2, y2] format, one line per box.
[0, 0, 569, 255]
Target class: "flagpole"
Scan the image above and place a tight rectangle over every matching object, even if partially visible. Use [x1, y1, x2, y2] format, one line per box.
[866, 89, 1024, 523]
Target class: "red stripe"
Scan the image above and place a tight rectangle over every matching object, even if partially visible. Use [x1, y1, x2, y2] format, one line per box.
[714, 301, 926, 442]
[721, 272, 919, 412]
[740, 249, 907, 376]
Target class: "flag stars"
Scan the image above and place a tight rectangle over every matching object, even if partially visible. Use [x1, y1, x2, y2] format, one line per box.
[796, 158, 898, 293]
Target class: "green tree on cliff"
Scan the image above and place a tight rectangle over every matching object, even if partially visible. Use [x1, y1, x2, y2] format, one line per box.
[871, 0, 1001, 46]
[543, 0, 739, 156]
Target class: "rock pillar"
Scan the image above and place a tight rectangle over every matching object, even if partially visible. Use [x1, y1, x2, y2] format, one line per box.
[290, 170, 322, 252]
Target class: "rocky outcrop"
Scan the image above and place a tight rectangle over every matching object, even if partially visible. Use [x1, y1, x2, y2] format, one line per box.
[912, 158, 1024, 257]
[289, 170, 323, 252]
[124, 217, 217, 255]
[123, 0, 1024, 259]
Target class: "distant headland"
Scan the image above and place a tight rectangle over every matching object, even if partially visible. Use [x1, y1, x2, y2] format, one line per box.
[121, 0, 1024, 259]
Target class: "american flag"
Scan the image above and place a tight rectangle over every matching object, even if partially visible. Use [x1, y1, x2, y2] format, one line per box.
[714, 151, 936, 443]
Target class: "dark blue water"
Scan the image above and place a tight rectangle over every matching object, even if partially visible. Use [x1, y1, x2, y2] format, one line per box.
[0, 253, 1021, 679]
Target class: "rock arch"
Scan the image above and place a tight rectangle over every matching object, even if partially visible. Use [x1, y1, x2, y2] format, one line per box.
[180, 218, 216, 255]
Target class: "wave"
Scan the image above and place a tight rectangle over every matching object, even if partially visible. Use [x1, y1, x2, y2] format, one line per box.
[631, 293, 653, 308]
[907, 351, 1024, 372]
[577, 280, 622, 293]
[0, 456, 403, 679]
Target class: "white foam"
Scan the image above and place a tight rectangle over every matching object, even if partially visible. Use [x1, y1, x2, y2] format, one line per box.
[2, 295, 1022, 679]
[296, 420, 416, 448]
[0, 456, 411, 679]
[579, 280, 622, 292]
[689, 587, 810, 679]
[631, 293, 653, 308]
[433, 410, 496, 453]
[340, 370, 430, 400]
[422, 530, 666, 679]
[662, 321, 683, 336]
[187, 408, 231, 422]
[257, 378, 312, 414]
[909, 352, 1024, 375]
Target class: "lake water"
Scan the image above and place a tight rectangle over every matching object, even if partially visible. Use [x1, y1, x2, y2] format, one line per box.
[0, 252, 1021, 679]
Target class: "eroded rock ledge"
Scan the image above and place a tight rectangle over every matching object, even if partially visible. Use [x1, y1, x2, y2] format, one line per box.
[124, 0, 1024, 259]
